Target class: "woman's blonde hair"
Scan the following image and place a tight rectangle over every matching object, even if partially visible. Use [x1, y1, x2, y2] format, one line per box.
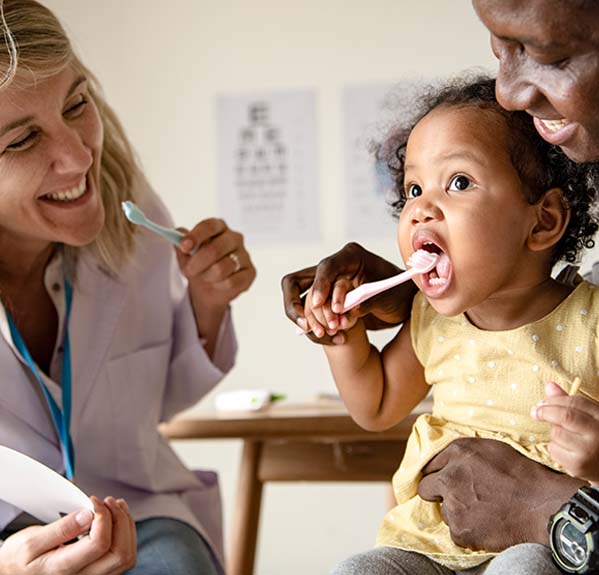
[0, 0, 138, 273]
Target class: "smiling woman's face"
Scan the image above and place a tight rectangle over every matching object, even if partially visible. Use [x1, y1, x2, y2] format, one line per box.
[473, 0, 599, 162]
[0, 65, 105, 253]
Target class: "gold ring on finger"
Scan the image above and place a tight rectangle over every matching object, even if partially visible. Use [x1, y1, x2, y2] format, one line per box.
[229, 251, 241, 273]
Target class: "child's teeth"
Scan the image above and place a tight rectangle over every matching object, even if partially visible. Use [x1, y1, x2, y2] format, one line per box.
[427, 268, 447, 286]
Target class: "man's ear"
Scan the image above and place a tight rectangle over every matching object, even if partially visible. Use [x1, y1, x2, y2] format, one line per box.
[528, 187, 571, 253]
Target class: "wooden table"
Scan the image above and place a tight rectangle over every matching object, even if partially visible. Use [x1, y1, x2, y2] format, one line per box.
[160, 399, 428, 575]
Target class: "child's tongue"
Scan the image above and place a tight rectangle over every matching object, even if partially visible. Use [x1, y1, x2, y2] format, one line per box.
[435, 252, 451, 279]
[426, 252, 451, 282]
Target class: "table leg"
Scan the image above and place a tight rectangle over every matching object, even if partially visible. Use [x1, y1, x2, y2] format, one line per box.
[227, 440, 264, 575]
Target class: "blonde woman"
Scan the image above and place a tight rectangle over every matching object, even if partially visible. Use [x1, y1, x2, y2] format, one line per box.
[0, 1, 256, 574]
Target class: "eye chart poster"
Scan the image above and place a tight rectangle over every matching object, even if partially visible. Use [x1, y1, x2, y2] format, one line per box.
[217, 91, 319, 244]
[343, 82, 418, 239]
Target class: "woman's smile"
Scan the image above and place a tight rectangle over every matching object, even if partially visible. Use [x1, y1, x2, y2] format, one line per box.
[40, 175, 87, 203]
[0, 66, 105, 249]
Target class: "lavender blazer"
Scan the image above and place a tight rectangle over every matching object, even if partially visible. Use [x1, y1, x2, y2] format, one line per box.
[0, 186, 236, 568]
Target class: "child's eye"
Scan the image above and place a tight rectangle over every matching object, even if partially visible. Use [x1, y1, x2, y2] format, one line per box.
[448, 175, 474, 191]
[406, 184, 423, 199]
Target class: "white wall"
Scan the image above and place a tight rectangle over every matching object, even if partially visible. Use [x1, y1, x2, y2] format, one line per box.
[38, 1, 531, 573]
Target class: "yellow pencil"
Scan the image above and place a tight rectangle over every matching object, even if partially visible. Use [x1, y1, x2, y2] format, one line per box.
[570, 376, 581, 396]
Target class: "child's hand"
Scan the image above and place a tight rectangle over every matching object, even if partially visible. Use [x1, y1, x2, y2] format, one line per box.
[297, 287, 359, 343]
[531, 381, 599, 485]
[282, 242, 416, 344]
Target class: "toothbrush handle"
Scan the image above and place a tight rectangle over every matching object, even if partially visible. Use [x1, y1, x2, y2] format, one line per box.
[342, 267, 418, 312]
[141, 220, 185, 247]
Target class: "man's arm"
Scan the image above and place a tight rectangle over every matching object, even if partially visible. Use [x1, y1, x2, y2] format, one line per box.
[417, 438, 584, 551]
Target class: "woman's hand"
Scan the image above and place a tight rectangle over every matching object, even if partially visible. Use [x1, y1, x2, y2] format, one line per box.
[177, 218, 256, 309]
[176, 218, 256, 354]
[532, 381, 599, 484]
[281, 242, 416, 345]
[0, 496, 136, 575]
[417, 438, 584, 551]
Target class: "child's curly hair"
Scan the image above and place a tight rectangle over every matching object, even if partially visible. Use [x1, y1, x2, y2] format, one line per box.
[376, 74, 599, 264]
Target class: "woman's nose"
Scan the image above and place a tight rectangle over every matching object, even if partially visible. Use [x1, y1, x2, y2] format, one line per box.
[492, 36, 542, 113]
[51, 127, 93, 175]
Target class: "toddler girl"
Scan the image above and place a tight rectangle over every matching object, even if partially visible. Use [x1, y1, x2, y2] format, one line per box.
[302, 76, 599, 574]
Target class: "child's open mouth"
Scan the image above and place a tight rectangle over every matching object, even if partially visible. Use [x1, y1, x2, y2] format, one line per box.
[415, 240, 452, 295]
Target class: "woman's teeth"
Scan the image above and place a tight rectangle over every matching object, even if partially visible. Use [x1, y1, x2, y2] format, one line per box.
[538, 118, 570, 132]
[45, 179, 86, 202]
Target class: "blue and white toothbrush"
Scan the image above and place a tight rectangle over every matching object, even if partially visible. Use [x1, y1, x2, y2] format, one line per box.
[121, 201, 184, 247]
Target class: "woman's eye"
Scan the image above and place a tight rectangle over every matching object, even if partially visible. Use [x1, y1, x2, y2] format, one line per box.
[64, 96, 88, 117]
[406, 184, 422, 199]
[6, 130, 38, 152]
[448, 175, 473, 191]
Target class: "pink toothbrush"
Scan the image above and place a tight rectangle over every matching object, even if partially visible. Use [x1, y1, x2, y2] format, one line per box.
[296, 249, 439, 335]
[341, 249, 439, 312]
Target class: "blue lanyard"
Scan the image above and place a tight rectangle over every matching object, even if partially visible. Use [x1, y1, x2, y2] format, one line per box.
[6, 279, 75, 480]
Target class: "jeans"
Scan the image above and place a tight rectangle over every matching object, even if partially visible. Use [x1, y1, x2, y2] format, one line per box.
[126, 517, 220, 575]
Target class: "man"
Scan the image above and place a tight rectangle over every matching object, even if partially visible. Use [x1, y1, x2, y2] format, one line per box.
[282, 0, 599, 563]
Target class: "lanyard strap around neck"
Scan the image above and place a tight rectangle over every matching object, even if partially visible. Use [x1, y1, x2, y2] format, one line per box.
[7, 279, 75, 480]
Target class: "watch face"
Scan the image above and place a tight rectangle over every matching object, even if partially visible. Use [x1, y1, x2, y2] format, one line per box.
[556, 521, 589, 569]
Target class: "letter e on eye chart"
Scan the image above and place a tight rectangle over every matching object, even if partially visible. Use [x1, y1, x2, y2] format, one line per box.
[343, 81, 421, 240]
[217, 90, 319, 244]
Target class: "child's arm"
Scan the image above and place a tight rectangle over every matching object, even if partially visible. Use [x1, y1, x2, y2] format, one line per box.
[323, 317, 429, 431]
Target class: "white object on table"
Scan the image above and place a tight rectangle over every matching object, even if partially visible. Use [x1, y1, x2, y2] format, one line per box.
[214, 389, 286, 412]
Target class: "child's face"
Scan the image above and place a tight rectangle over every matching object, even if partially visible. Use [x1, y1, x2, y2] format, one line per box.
[398, 105, 539, 317]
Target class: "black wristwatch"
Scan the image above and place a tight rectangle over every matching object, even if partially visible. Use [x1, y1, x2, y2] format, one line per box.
[549, 485, 599, 574]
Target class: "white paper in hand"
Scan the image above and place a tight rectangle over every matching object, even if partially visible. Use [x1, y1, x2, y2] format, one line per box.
[0, 445, 93, 523]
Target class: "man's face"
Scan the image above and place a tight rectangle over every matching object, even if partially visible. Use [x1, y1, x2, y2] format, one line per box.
[473, 0, 599, 162]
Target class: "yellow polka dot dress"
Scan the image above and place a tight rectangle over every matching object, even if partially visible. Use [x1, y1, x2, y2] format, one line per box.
[376, 282, 599, 569]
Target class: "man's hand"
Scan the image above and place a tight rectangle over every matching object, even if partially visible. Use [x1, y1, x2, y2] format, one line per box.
[417, 438, 584, 551]
[281, 242, 416, 344]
